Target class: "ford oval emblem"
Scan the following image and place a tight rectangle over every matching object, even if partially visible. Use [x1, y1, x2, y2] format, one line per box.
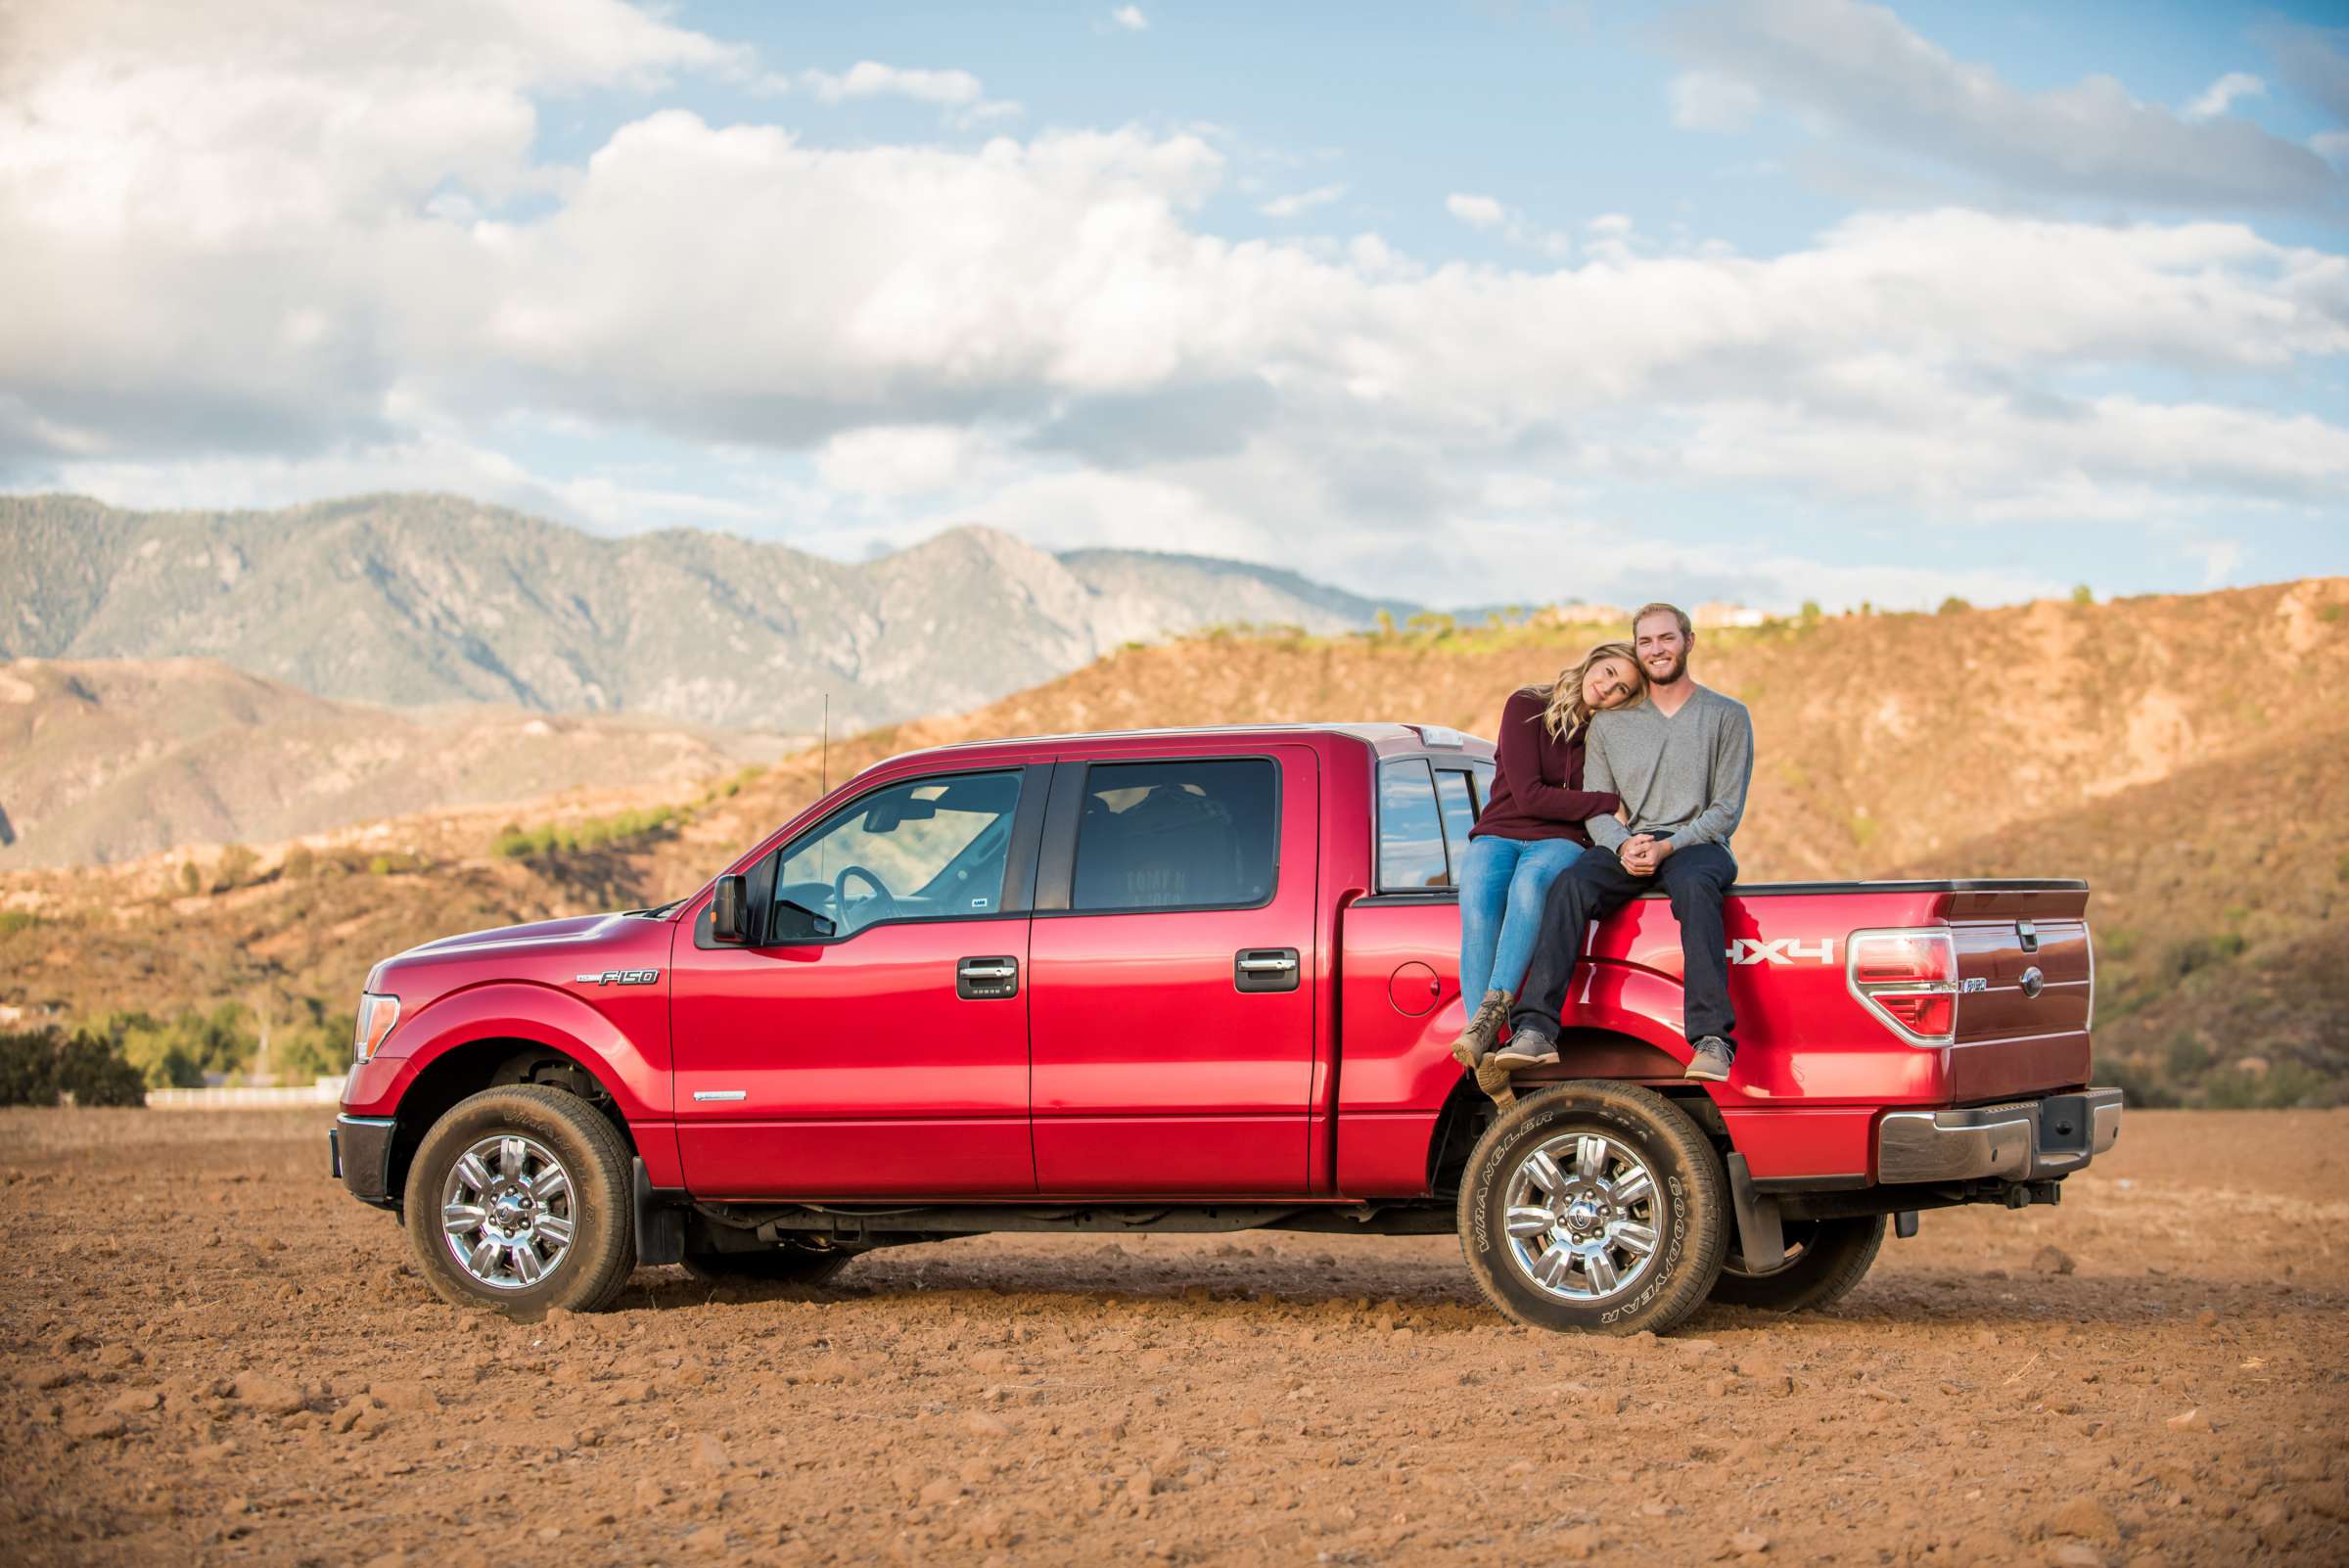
[2019, 966, 2045, 999]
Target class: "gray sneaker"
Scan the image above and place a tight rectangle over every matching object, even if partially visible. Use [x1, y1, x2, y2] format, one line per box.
[1490, 1028, 1559, 1070]
[1683, 1037, 1735, 1082]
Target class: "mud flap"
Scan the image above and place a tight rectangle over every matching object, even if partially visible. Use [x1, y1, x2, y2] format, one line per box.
[633, 1158, 686, 1267]
[1725, 1152, 1786, 1272]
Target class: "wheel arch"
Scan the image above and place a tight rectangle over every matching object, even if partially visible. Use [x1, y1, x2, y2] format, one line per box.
[386, 1038, 636, 1208]
[1421, 1026, 1735, 1197]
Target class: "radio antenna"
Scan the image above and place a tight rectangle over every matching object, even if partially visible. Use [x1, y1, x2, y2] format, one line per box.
[820, 693, 830, 798]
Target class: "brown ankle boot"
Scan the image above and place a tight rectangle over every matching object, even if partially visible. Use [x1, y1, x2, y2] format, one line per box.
[1450, 990, 1514, 1069]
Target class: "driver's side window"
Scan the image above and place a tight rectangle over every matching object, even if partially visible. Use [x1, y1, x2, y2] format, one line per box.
[771, 770, 1024, 938]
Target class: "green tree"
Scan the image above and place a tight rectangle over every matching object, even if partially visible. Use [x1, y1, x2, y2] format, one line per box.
[2071, 583, 2095, 606]
[178, 860, 202, 897]
[1937, 596, 1972, 615]
[1800, 599, 1822, 623]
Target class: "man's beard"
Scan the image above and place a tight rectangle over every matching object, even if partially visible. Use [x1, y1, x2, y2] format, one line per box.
[1644, 650, 1688, 685]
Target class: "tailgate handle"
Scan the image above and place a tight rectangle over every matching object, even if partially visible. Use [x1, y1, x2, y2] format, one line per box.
[1235, 948, 1301, 993]
[2016, 919, 2039, 952]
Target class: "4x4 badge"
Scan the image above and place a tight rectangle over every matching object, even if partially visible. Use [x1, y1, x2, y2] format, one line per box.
[575, 969, 661, 986]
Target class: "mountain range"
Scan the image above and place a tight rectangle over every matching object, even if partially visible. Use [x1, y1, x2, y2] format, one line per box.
[0, 493, 1412, 733]
[0, 657, 787, 868]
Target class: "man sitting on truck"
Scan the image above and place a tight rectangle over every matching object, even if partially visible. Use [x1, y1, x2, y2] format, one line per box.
[1493, 600, 1755, 1083]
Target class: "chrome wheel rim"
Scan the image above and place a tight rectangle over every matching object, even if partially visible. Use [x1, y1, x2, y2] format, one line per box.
[439, 1132, 575, 1291]
[1502, 1130, 1662, 1303]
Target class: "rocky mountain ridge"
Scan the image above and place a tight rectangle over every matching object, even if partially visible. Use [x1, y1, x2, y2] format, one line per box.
[0, 657, 787, 867]
[0, 493, 1409, 732]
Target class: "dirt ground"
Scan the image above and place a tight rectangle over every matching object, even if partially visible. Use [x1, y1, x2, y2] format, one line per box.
[3, 1108, 2344, 1568]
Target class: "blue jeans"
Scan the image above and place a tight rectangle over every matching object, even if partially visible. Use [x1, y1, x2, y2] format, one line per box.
[1458, 834, 1586, 1006]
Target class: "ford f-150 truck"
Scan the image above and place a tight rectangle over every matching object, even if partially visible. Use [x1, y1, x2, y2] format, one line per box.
[332, 723, 2120, 1334]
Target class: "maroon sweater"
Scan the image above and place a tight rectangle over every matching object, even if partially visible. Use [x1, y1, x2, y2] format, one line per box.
[1470, 688, 1621, 846]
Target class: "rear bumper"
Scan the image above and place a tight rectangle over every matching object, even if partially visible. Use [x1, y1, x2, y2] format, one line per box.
[1876, 1088, 2122, 1184]
[331, 1114, 398, 1206]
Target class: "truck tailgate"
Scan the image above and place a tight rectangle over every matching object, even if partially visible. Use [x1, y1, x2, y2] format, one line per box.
[1943, 886, 2093, 1103]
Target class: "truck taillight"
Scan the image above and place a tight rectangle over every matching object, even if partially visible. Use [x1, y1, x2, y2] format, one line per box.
[1846, 928, 1958, 1045]
[353, 992, 400, 1063]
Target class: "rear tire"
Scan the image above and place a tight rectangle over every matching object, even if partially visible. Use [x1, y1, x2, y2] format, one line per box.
[680, 1246, 853, 1287]
[1709, 1214, 1884, 1313]
[403, 1085, 637, 1319]
[1457, 1081, 1728, 1335]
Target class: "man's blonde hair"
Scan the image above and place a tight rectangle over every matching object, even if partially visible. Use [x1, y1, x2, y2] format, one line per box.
[1633, 601, 1692, 641]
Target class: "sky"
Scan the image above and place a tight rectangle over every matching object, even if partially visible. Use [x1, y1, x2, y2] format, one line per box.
[2, 0, 2346, 613]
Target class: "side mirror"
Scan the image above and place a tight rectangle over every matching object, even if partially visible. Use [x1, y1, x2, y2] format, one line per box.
[711, 874, 751, 944]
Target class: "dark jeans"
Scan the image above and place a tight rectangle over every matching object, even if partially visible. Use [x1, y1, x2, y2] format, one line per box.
[1508, 841, 1738, 1045]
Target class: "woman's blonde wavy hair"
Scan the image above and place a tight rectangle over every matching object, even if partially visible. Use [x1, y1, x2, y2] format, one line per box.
[1521, 640, 1646, 742]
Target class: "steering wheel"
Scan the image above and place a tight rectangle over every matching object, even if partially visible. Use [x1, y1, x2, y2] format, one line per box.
[833, 863, 898, 928]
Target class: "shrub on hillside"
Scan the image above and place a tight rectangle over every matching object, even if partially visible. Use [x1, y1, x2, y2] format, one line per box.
[493, 806, 678, 859]
[0, 1027, 147, 1107]
[215, 844, 259, 891]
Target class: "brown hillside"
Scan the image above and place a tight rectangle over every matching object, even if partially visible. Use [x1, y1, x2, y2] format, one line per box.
[0, 657, 792, 866]
[3, 579, 2344, 1105]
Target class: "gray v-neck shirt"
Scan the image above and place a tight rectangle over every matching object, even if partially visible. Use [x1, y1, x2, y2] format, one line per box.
[1581, 684, 1754, 854]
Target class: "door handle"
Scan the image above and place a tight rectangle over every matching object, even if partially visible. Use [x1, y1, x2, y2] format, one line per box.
[957, 956, 1019, 1000]
[1235, 948, 1301, 993]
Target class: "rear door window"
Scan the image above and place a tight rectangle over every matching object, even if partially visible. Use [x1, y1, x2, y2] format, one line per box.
[1378, 759, 1451, 891]
[1434, 769, 1478, 868]
[1069, 758, 1279, 912]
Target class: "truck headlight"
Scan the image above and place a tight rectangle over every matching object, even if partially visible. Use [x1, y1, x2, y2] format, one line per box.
[352, 992, 400, 1063]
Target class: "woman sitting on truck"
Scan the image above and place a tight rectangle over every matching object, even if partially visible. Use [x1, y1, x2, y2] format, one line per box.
[1451, 641, 1643, 1068]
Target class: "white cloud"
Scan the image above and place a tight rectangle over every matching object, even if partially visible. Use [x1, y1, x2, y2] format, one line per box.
[2263, 23, 2349, 123]
[2316, 131, 2349, 170]
[1446, 193, 1508, 229]
[2183, 71, 2264, 121]
[802, 62, 984, 106]
[1664, 0, 2342, 209]
[3, 0, 2345, 610]
[798, 61, 1019, 123]
[1259, 183, 1346, 218]
[1444, 193, 1577, 257]
[815, 425, 988, 498]
[1669, 70, 1762, 132]
[1111, 6, 1149, 31]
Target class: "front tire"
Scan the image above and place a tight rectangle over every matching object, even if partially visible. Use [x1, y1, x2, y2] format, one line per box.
[1457, 1081, 1728, 1335]
[404, 1085, 637, 1319]
[1708, 1214, 1884, 1313]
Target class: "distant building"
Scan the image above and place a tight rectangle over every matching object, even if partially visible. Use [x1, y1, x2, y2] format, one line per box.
[1692, 601, 1767, 628]
[1530, 602, 1634, 628]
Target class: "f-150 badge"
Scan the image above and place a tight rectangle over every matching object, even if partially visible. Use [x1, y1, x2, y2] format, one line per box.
[575, 969, 661, 986]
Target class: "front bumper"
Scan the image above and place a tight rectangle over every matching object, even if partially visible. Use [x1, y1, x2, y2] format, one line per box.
[1876, 1088, 2122, 1185]
[330, 1114, 397, 1206]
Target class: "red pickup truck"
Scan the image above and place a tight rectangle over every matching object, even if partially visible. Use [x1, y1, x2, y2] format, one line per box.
[332, 723, 2120, 1334]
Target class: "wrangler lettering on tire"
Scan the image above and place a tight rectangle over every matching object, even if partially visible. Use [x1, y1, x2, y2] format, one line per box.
[1457, 1081, 1728, 1336]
